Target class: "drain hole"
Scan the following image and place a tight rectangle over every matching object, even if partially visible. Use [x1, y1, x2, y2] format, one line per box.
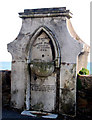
[42, 54, 45, 57]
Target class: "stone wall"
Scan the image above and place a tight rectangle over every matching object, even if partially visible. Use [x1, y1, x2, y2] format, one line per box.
[77, 75, 92, 116]
[0, 70, 11, 108]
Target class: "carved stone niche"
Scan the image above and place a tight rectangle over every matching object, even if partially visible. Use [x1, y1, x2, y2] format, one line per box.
[28, 26, 61, 113]
[7, 7, 83, 116]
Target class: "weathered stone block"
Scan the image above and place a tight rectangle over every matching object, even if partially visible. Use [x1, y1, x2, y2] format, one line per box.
[59, 64, 76, 115]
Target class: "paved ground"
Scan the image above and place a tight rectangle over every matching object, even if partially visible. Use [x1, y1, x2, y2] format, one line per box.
[2, 108, 92, 120]
[2, 109, 54, 120]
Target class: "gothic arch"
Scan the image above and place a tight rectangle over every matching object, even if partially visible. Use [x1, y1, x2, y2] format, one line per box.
[27, 26, 61, 67]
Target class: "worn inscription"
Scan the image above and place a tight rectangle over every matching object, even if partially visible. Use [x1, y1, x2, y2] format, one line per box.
[33, 32, 51, 52]
[31, 84, 56, 92]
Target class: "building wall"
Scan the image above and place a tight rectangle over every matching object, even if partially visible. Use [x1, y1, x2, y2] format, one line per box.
[77, 51, 89, 73]
[67, 19, 90, 73]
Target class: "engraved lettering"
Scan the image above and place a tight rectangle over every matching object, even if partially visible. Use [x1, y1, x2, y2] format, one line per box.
[31, 84, 56, 92]
[33, 33, 51, 51]
[33, 42, 42, 47]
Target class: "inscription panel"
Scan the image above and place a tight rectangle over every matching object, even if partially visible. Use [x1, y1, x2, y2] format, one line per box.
[30, 75, 56, 112]
[34, 38, 50, 51]
[31, 32, 53, 62]
[31, 84, 56, 92]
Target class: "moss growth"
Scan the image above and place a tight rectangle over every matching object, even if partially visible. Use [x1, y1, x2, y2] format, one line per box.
[32, 103, 44, 110]
[30, 60, 54, 77]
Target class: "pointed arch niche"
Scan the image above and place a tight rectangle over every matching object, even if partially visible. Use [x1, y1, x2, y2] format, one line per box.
[26, 26, 61, 111]
[27, 26, 61, 66]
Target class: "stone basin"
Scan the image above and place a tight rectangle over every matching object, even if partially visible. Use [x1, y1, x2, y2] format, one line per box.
[30, 59, 54, 77]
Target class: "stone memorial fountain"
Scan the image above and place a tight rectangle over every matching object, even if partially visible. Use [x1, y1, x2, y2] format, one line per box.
[7, 7, 89, 117]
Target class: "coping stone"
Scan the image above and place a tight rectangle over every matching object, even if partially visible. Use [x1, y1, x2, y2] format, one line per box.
[19, 7, 72, 18]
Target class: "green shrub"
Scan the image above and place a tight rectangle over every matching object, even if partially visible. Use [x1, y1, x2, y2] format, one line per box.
[78, 68, 89, 75]
[77, 68, 89, 90]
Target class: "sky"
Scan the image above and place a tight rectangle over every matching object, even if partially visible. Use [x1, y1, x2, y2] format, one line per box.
[0, 0, 91, 62]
